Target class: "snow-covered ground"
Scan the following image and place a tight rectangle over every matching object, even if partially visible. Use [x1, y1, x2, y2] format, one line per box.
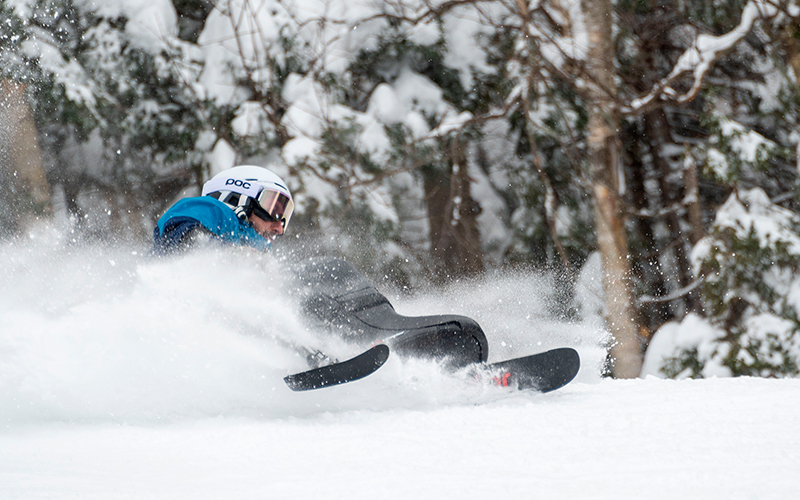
[3, 377, 798, 499]
[2, 229, 798, 499]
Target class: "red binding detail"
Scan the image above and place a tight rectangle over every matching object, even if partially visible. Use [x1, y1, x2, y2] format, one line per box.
[493, 372, 512, 387]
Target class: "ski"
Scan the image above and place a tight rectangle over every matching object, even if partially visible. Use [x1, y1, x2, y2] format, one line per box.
[284, 345, 579, 393]
[469, 347, 581, 393]
[284, 344, 390, 391]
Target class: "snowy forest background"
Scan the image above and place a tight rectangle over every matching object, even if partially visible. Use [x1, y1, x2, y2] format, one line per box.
[2, 0, 800, 380]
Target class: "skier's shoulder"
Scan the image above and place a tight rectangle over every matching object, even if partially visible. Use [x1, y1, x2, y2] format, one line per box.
[154, 196, 269, 252]
[157, 196, 255, 240]
[158, 196, 237, 230]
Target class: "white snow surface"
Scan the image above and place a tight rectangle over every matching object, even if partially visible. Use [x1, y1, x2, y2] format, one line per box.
[1, 227, 799, 499]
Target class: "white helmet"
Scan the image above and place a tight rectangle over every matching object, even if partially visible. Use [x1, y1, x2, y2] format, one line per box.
[202, 165, 294, 230]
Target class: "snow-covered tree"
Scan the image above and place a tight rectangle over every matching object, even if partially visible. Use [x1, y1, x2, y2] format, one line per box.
[637, 1, 800, 378]
[1, 0, 210, 238]
[646, 188, 800, 377]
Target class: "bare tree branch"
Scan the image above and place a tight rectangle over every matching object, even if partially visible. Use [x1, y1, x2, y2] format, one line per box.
[624, 0, 781, 115]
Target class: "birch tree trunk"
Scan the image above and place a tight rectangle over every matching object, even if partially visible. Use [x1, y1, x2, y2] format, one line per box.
[0, 80, 52, 232]
[581, 0, 643, 378]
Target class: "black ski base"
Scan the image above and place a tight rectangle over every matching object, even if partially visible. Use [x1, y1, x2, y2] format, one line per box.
[284, 344, 390, 391]
[284, 345, 580, 394]
[473, 347, 580, 393]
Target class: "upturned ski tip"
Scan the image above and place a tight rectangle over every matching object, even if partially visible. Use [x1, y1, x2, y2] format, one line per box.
[284, 344, 390, 391]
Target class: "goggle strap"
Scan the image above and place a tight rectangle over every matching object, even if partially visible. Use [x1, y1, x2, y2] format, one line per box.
[210, 190, 255, 215]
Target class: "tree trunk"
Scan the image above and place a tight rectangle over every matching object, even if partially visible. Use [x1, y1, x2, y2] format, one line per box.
[626, 125, 672, 330]
[643, 108, 703, 315]
[581, 0, 643, 378]
[683, 151, 704, 245]
[778, 21, 800, 89]
[423, 139, 484, 282]
[0, 80, 52, 232]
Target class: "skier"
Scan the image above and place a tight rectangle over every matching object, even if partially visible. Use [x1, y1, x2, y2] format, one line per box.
[153, 165, 294, 253]
[151, 165, 579, 391]
[152, 164, 488, 366]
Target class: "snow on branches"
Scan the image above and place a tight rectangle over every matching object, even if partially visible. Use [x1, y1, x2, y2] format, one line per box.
[645, 188, 800, 378]
[628, 0, 784, 114]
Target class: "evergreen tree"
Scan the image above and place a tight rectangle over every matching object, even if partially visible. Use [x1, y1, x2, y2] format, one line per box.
[659, 187, 800, 377]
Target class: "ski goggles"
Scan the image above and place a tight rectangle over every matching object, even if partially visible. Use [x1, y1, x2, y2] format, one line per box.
[252, 188, 294, 229]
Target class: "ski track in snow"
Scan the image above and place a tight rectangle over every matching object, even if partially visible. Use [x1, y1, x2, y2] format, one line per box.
[1, 232, 798, 499]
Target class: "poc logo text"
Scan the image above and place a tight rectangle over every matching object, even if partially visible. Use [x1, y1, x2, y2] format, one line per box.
[226, 179, 252, 189]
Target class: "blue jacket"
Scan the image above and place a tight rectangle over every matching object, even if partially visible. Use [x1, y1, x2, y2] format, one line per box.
[153, 196, 270, 253]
